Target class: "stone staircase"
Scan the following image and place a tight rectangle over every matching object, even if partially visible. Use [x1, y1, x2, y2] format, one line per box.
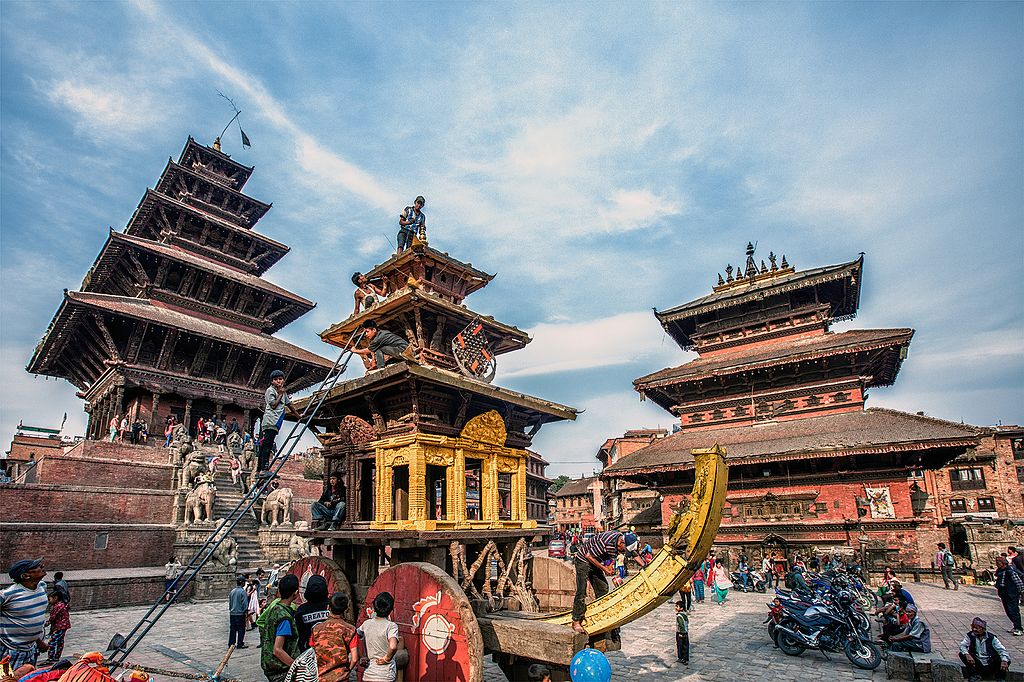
[199, 445, 267, 573]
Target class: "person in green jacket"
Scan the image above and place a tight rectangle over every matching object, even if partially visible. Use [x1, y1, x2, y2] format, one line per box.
[260, 574, 300, 682]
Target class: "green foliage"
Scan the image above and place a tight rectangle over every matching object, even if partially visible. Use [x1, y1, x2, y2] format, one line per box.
[548, 474, 571, 493]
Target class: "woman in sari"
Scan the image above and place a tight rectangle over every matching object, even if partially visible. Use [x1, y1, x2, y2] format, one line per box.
[713, 557, 732, 605]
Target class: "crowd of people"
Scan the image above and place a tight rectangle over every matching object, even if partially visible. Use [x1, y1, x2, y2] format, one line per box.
[106, 415, 149, 445]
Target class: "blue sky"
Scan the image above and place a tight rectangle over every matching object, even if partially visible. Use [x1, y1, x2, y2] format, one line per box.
[2, 1, 1021, 477]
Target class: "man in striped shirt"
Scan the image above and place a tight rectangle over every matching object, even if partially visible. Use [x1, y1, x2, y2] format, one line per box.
[1, 558, 49, 669]
[571, 531, 639, 634]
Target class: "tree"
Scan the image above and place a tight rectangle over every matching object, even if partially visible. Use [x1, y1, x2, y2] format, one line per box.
[548, 474, 571, 493]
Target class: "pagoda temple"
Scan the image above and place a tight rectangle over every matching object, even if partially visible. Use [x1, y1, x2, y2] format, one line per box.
[301, 239, 578, 532]
[604, 244, 983, 568]
[27, 137, 334, 439]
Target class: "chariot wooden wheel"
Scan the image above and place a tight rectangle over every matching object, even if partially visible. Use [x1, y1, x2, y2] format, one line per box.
[288, 555, 356, 622]
[360, 561, 484, 682]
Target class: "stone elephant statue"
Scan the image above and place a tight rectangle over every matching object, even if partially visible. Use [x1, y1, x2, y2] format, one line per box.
[262, 487, 294, 527]
[185, 481, 216, 524]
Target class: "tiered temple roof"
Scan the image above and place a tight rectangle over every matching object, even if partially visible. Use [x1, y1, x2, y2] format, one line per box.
[27, 137, 332, 438]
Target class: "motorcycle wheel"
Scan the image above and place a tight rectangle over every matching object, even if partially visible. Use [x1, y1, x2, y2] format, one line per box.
[857, 590, 875, 610]
[776, 630, 807, 657]
[755, 580, 767, 593]
[767, 622, 777, 644]
[844, 638, 882, 670]
[852, 611, 871, 637]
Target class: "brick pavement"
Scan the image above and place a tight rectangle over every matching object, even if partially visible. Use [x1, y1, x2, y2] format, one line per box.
[59, 580, 1024, 681]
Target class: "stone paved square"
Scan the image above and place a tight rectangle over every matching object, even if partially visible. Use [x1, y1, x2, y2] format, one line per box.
[59, 580, 1024, 681]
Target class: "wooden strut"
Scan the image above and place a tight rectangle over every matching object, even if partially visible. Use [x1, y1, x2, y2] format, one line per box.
[449, 538, 538, 613]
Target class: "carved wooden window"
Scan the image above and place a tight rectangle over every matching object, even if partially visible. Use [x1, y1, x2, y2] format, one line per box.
[951, 468, 986, 491]
[1016, 466, 1024, 483]
[1012, 439, 1024, 460]
[950, 498, 967, 514]
[977, 497, 996, 512]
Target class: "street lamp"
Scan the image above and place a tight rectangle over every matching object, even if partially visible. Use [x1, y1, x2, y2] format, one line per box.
[909, 482, 929, 516]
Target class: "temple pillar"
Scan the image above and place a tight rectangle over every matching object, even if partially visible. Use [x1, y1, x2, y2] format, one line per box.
[514, 456, 528, 522]
[408, 444, 425, 524]
[183, 398, 193, 433]
[114, 385, 125, 419]
[484, 455, 499, 522]
[243, 408, 252, 436]
[452, 448, 466, 524]
[214, 401, 224, 422]
[149, 393, 162, 436]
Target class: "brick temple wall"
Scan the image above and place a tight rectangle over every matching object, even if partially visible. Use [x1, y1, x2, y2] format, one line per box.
[5, 484, 174, 524]
[1, 524, 176, 570]
[35, 455, 175, 490]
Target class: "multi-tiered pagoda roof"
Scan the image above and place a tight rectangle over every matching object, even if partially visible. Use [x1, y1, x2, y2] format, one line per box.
[28, 137, 332, 439]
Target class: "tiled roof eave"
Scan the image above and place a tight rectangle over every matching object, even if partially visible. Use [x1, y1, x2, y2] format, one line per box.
[603, 436, 979, 478]
[635, 332, 911, 390]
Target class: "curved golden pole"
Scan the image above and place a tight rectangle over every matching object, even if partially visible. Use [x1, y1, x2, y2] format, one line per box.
[539, 444, 729, 635]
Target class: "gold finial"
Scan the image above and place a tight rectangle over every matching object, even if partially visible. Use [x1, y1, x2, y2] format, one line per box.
[213, 137, 222, 152]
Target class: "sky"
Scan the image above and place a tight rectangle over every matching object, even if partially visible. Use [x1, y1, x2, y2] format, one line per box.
[1, 1, 1021, 478]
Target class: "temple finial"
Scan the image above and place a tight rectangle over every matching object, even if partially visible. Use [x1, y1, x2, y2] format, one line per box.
[744, 242, 757, 278]
[213, 136, 222, 152]
[760, 259, 768, 274]
[725, 264, 734, 283]
[717, 273, 725, 286]
[769, 252, 778, 271]
[781, 254, 790, 269]
[746, 242, 755, 257]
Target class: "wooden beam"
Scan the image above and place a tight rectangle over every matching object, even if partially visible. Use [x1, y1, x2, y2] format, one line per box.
[156, 329, 179, 370]
[189, 338, 213, 376]
[126, 322, 149, 364]
[477, 615, 586, 666]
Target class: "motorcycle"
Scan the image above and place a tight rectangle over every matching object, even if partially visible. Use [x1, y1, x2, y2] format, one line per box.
[730, 569, 768, 593]
[771, 590, 881, 670]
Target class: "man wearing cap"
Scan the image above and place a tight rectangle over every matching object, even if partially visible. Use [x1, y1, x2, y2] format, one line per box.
[887, 604, 932, 654]
[1, 558, 49, 670]
[257, 370, 290, 475]
[959, 617, 1010, 681]
[570, 530, 639, 634]
[397, 196, 426, 253]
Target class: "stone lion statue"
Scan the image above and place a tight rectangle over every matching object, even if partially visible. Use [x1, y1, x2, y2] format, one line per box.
[210, 520, 238, 567]
[184, 480, 216, 524]
[289, 521, 311, 560]
[262, 486, 294, 527]
[169, 434, 194, 466]
[180, 446, 206, 488]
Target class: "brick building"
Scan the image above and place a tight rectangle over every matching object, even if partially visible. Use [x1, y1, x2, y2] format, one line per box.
[526, 450, 553, 523]
[596, 429, 667, 529]
[603, 245, 995, 569]
[553, 475, 602, 533]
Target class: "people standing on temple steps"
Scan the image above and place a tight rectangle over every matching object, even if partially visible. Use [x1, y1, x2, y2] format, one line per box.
[351, 273, 388, 317]
[256, 370, 290, 479]
[311, 473, 346, 530]
[354, 320, 418, 371]
[396, 196, 425, 253]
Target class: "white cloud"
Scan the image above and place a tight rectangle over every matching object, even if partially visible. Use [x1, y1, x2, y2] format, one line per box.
[596, 189, 682, 233]
[498, 311, 687, 380]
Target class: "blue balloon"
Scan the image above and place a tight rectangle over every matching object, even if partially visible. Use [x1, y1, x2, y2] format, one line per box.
[570, 647, 612, 682]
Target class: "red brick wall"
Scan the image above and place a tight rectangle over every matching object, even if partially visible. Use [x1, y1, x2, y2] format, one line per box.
[0, 524, 176, 570]
[37, 455, 174, 490]
[7, 434, 64, 464]
[69, 440, 171, 465]
[6, 485, 174, 524]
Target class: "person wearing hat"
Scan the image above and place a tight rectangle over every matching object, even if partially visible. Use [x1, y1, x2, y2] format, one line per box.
[257, 369, 291, 475]
[0, 558, 49, 670]
[396, 196, 426, 253]
[960, 617, 1010, 681]
[887, 604, 931, 654]
[570, 530, 640, 634]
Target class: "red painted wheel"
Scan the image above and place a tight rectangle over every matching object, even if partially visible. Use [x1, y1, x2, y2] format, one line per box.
[359, 561, 483, 682]
[288, 556, 355, 622]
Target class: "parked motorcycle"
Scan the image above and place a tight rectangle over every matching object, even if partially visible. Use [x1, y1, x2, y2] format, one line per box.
[730, 569, 767, 593]
[770, 590, 881, 670]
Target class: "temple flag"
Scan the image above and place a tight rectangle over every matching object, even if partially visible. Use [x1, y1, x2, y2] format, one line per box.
[240, 127, 251, 148]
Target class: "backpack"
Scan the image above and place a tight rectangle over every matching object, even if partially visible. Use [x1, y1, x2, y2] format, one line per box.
[943, 550, 955, 567]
